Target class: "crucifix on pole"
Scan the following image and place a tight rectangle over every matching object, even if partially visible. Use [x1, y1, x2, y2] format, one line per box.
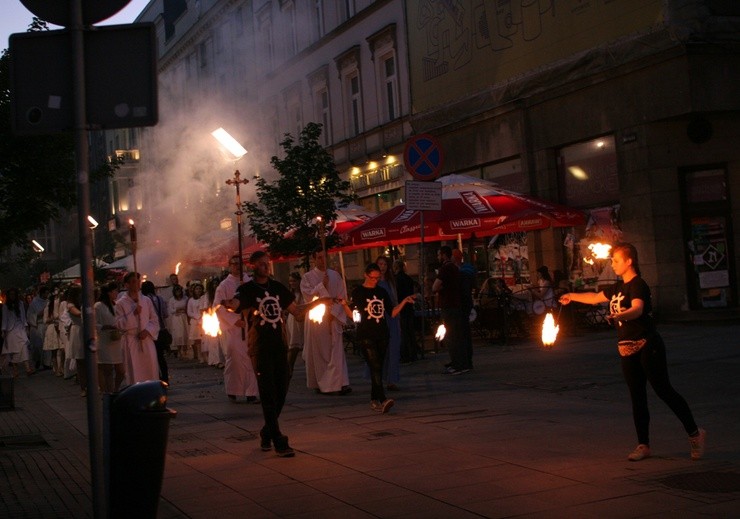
[226, 170, 249, 282]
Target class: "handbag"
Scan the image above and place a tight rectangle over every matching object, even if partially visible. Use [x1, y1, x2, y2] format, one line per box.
[617, 339, 646, 357]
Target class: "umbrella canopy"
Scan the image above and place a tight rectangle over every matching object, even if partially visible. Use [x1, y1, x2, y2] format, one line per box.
[51, 259, 109, 280]
[188, 203, 376, 267]
[340, 174, 585, 250]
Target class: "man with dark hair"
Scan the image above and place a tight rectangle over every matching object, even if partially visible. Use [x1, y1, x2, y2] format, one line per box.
[452, 249, 476, 371]
[432, 246, 467, 375]
[215, 255, 259, 402]
[230, 250, 304, 457]
[393, 260, 418, 363]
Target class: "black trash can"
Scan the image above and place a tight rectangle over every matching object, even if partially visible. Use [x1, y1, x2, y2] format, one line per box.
[105, 380, 176, 519]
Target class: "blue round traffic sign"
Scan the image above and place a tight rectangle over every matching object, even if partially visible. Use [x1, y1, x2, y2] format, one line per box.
[404, 133, 444, 181]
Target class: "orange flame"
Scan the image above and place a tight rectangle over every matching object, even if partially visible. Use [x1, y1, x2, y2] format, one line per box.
[201, 308, 221, 337]
[308, 303, 326, 324]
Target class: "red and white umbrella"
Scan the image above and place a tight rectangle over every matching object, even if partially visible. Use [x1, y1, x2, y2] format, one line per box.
[341, 174, 585, 250]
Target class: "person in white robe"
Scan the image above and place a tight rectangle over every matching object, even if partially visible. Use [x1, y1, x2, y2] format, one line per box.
[115, 272, 160, 386]
[1, 288, 33, 377]
[214, 255, 259, 402]
[167, 285, 189, 358]
[300, 249, 351, 395]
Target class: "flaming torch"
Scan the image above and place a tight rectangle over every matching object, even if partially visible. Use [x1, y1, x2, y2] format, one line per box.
[128, 219, 138, 275]
[583, 242, 612, 265]
[201, 308, 221, 337]
[175, 262, 182, 276]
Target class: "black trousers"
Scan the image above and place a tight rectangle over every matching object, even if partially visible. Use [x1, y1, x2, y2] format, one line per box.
[620, 333, 697, 445]
[154, 338, 169, 384]
[255, 344, 290, 443]
[357, 337, 388, 403]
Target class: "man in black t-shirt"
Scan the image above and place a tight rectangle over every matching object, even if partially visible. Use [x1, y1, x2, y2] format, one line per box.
[232, 251, 302, 457]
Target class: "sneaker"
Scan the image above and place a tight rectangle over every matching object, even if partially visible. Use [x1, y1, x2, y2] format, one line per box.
[627, 444, 651, 461]
[443, 366, 461, 375]
[274, 436, 295, 458]
[690, 428, 706, 460]
[370, 400, 383, 412]
[380, 399, 394, 414]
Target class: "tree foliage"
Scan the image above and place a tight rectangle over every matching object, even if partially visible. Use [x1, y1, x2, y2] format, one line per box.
[243, 122, 354, 267]
[0, 18, 117, 256]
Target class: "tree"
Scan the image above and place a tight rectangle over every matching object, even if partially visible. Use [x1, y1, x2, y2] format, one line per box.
[243, 122, 354, 267]
[0, 18, 117, 257]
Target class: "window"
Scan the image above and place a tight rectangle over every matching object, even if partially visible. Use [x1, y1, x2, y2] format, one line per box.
[381, 54, 398, 121]
[258, 8, 274, 72]
[349, 73, 362, 136]
[314, 88, 331, 146]
[558, 136, 619, 208]
[340, 0, 355, 22]
[234, 6, 244, 36]
[314, 0, 325, 37]
[282, 2, 297, 57]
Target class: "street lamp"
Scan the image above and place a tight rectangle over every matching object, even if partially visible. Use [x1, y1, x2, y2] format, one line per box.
[31, 239, 45, 253]
[88, 215, 99, 275]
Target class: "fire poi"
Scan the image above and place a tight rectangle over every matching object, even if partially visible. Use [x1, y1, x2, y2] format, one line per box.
[435, 324, 446, 342]
[541, 312, 560, 347]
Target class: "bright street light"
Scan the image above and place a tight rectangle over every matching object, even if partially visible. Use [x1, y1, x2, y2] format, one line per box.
[31, 239, 45, 253]
[88, 215, 99, 229]
[211, 127, 247, 160]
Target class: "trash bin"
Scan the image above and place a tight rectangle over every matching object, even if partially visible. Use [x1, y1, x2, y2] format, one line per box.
[105, 380, 176, 519]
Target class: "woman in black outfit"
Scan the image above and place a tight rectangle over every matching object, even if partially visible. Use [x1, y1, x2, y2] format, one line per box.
[559, 243, 706, 461]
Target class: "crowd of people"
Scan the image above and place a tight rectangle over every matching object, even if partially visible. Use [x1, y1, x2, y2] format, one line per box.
[0, 242, 705, 462]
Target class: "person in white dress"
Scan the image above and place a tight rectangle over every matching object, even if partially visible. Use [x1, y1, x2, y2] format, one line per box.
[167, 284, 189, 358]
[1, 287, 34, 377]
[204, 277, 225, 368]
[94, 282, 124, 393]
[214, 255, 259, 402]
[66, 285, 87, 397]
[58, 288, 75, 380]
[187, 282, 208, 362]
[300, 249, 351, 395]
[42, 290, 63, 376]
[115, 272, 160, 386]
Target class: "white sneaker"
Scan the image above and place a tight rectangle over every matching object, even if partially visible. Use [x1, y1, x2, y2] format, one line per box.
[690, 428, 706, 460]
[627, 444, 651, 461]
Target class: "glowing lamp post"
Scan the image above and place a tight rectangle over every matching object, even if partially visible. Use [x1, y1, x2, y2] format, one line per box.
[31, 239, 45, 253]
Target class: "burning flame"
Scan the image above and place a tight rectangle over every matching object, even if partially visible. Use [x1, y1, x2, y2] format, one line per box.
[128, 219, 134, 226]
[435, 324, 446, 342]
[588, 242, 612, 259]
[352, 309, 361, 323]
[308, 303, 326, 324]
[541, 312, 559, 347]
[175, 262, 182, 275]
[201, 308, 221, 337]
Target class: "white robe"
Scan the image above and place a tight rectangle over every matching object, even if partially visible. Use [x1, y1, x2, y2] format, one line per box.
[115, 292, 160, 385]
[300, 267, 350, 392]
[214, 273, 258, 397]
[1, 304, 30, 362]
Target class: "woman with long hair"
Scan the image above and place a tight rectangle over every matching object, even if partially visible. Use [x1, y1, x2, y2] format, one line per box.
[559, 243, 706, 461]
[95, 282, 125, 393]
[167, 284, 189, 359]
[66, 285, 86, 396]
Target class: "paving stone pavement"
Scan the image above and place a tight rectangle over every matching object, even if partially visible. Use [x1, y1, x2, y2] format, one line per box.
[2, 321, 740, 518]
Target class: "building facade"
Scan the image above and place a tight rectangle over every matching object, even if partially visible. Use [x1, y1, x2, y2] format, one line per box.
[106, 0, 740, 314]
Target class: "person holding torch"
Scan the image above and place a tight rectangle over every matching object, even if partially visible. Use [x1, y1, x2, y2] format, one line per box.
[559, 243, 705, 461]
[337, 263, 417, 414]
